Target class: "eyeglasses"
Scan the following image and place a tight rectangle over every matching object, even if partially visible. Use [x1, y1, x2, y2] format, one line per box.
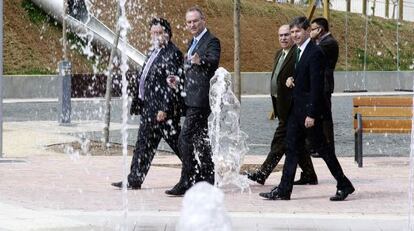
[311, 27, 320, 31]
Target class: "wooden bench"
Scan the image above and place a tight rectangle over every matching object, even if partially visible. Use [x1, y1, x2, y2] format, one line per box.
[353, 96, 413, 167]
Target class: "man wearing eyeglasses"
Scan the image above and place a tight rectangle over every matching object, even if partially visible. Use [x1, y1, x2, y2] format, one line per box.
[259, 16, 354, 201]
[309, 17, 339, 158]
[245, 24, 318, 186]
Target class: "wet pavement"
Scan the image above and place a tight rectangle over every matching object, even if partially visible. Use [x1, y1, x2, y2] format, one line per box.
[1, 95, 414, 230]
[0, 150, 412, 230]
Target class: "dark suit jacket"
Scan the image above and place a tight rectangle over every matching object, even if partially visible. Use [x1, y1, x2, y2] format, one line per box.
[131, 41, 184, 120]
[183, 29, 221, 108]
[292, 41, 326, 119]
[318, 34, 339, 94]
[270, 46, 296, 122]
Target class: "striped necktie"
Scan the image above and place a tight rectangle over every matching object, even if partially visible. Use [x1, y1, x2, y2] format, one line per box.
[271, 51, 286, 96]
[295, 48, 301, 69]
[187, 39, 198, 59]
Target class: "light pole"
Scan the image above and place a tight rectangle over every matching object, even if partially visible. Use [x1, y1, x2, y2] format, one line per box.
[0, 0, 3, 157]
[58, 0, 72, 125]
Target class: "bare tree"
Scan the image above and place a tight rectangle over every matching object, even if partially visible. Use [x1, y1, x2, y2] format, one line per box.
[371, 0, 377, 16]
[391, 0, 397, 19]
[103, 4, 121, 148]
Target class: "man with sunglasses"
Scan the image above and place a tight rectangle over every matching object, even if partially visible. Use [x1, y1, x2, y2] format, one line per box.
[309, 17, 339, 158]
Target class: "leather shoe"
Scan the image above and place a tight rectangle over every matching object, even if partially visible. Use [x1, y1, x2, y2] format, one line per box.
[293, 172, 318, 185]
[111, 181, 141, 190]
[310, 151, 322, 158]
[330, 187, 355, 201]
[259, 187, 290, 200]
[245, 171, 266, 185]
[165, 181, 192, 196]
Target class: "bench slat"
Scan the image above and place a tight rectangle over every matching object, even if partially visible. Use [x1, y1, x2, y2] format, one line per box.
[353, 119, 412, 131]
[356, 128, 411, 133]
[353, 107, 413, 117]
[353, 97, 413, 106]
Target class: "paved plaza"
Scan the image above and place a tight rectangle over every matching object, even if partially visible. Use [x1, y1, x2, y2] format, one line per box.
[0, 119, 413, 230]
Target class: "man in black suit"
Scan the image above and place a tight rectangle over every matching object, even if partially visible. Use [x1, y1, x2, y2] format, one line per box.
[246, 24, 317, 186]
[112, 18, 183, 189]
[259, 16, 354, 201]
[165, 6, 221, 196]
[309, 17, 338, 154]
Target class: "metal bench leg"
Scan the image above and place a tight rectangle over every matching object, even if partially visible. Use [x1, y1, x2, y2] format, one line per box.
[354, 132, 359, 162]
[354, 131, 358, 162]
[356, 113, 363, 168]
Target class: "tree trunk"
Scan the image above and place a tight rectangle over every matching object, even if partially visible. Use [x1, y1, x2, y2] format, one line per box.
[346, 0, 351, 12]
[372, 0, 376, 17]
[323, 0, 329, 21]
[385, 0, 389, 18]
[233, 0, 241, 102]
[392, 1, 396, 19]
[103, 4, 122, 148]
[362, 0, 367, 15]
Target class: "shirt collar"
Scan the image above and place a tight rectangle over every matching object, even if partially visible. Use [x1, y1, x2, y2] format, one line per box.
[193, 28, 208, 42]
[282, 48, 291, 56]
[298, 37, 311, 53]
[317, 32, 331, 44]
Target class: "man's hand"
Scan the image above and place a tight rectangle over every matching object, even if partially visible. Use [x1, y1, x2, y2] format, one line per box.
[304, 116, 315, 128]
[167, 75, 179, 89]
[190, 53, 201, 65]
[286, 77, 295, 88]
[156, 111, 167, 122]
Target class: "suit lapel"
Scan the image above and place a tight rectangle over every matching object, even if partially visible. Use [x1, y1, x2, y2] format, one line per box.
[145, 46, 166, 76]
[192, 30, 210, 55]
[279, 46, 295, 74]
[297, 41, 313, 68]
[271, 49, 282, 80]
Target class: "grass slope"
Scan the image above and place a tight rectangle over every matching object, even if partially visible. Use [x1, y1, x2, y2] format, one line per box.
[4, 0, 414, 74]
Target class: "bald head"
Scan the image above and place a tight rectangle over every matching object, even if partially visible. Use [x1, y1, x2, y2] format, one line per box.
[278, 24, 293, 49]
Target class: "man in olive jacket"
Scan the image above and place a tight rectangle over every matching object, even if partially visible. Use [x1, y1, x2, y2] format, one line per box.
[246, 24, 317, 186]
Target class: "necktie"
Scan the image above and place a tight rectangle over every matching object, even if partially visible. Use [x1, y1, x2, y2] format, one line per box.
[187, 39, 198, 59]
[271, 51, 286, 96]
[295, 48, 301, 69]
[139, 48, 161, 99]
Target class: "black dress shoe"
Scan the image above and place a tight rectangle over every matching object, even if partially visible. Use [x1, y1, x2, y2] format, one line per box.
[246, 171, 266, 185]
[111, 181, 141, 190]
[259, 187, 290, 200]
[165, 182, 192, 196]
[330, 187, 355, 201]
[310, 152, 322, 158]
[293, 172, 318, 185]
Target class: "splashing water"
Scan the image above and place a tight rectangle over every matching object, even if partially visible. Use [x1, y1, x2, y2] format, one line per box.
[64, 145, 80, 161]
[117, 0, 131, 230]
[208, 67, 249, 191]
[176, 182, 232, 231]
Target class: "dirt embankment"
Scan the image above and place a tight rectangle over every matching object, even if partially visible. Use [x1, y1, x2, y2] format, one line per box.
[5, 0, 414, 74]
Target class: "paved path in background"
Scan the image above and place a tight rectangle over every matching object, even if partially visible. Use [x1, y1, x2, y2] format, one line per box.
[3, 96, 411, 156]
[0, 114, 413, 230]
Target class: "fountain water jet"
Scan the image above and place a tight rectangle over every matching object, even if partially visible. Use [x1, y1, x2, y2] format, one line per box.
[208, 67, 249, 191]
[116, 0, 131, 230]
